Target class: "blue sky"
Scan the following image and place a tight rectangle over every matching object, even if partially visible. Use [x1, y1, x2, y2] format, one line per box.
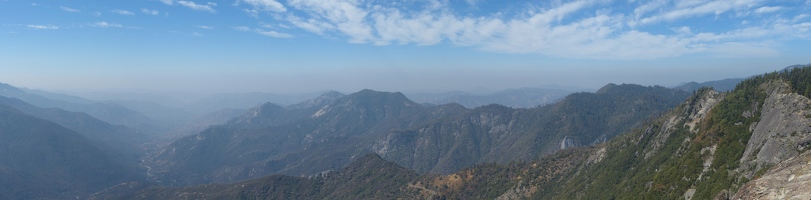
[1, 0, 810, 94]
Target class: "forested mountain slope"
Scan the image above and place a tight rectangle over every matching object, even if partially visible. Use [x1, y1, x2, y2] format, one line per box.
[407, 66, 811, 199]
[0, 96, 148, 156]
[95, 154, 416, 200]
[148, 84, 687, 186]
[128, 66, 811, 199]
[149, 90, 467, 185]
[375, 84, 689, 174]
[0, 82, 157, 133]
[0, 105, 144, 200]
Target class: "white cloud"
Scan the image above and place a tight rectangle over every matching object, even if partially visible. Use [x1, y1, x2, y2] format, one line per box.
[240, 0, 286, 12]
[754, 6, 781, 14]
[633, 0, 668, 19]
[27, 24, 59, 30]
[196, 25, 214, 29]
[793, 14, 809, 22]
[112, 9, 134, 15]
[227, 0, 809, 59]
[256, 30, 293, 38]
[233, 26, 251, 31]
[243, 9, 260, 17]
[639, 0, 760, 24]
[234, 26, 297, 39]
[141, 9, 160, 15]
[287, 15, 334, 35]
[60, 6, 80, 13]
[163, 0, 215, 12]
[90, 21, 123, 28]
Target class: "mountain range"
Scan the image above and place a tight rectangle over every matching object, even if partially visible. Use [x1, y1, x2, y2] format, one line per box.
[108, 64, 811, 199]
[0, 103, 145, 200]
[1, 65, 809, 199]
[146, 84, 688, 186]
[406, 87, 576, 108]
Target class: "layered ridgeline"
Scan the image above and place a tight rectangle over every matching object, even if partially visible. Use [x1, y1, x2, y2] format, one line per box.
[674, 78, 744, 92]
[0, 96, 149, 156]
[392, 66, 811, 199]
[124, 65, 811, 199]
[375, 84, 688, 174]
[421, 66, 811, 199]
[94, 154, 417, 200]
[148, 84, 688, 185]
[406, 88, 574, 108]
[0, 83, 158, 133]
[423, 66, 811, 199]
[0, 104, 145, 200]
[148, 90, 469, 185]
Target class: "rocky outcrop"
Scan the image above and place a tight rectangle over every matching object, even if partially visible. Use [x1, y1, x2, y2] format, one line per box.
[733, 150, 811, 199]
[643, 89, 725, 160]
[739, 80, 811, 179]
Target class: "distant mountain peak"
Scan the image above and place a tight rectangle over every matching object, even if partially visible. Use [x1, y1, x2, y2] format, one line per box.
[287, 91, 345, 110]
[349, 89, 411, 102]
[254, 102, 286, 114]
[225, 102, 289, 128]
[0, 82, 25, 94]
[595, 83, 639, 94]
[783, 63, 811, 71]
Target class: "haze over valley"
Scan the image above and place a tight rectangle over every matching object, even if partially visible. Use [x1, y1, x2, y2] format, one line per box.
[2, 0, 811, 199]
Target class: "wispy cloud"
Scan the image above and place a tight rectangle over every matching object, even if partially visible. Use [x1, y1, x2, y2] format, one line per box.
[111, 9, 134, 15]
[252, 0, 810, 59]
[638, 0, 760, 24]
[141, 9, 160, 15]
[754, 6, 781, 14]
[233, 26, 251, 31]
[195, 25, 214, 29]
[89, 21, 123, 28]
[177, 1, 215, 13]
[27, 24, 59, 30]
[232, 26, 292, 38]
[239, 0, 286, 12]
[60, 6, 80, 13]
[256, 30, 293, 38]
[160, 0, 215, 12]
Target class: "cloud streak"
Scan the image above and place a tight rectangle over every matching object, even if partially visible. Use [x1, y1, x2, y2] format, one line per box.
[177, 1, 215, 12]
[237, 0, 809, 59]
[89, 21, 123, 28]
[240, 0, 286, 12]
[60, 6, 80, 13]
[256, 30, 293, 38]
[141, 9, 160, 15]
[161, 0, 215, 13]
[112, 9, 134, 15]
[27, 24, 58, 30]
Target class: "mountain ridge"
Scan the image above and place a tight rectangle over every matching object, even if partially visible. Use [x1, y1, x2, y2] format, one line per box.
[0, 104, 145, 200]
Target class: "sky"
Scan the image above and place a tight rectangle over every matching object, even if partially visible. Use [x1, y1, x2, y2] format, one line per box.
[1, 0, 810, 94]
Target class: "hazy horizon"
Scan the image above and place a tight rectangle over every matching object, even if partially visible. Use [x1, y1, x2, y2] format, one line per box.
[2, 0, 810, 94]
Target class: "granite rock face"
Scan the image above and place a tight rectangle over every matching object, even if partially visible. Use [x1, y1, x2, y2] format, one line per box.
[733, 151, 811, 199]
[739, 80, 811, 179]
